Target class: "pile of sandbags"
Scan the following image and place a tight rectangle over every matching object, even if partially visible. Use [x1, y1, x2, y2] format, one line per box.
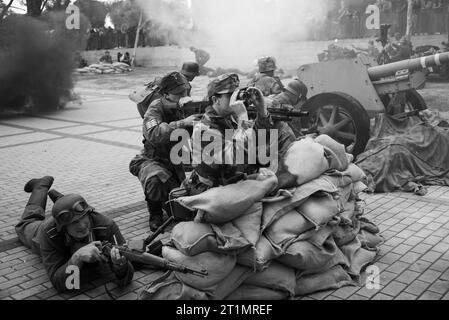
[75, 62, 132, 75]
[138, 135, 383, 300]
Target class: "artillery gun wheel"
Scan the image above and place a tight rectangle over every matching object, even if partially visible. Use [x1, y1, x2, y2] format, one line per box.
[301, 92, 370, 157]
[380, 89, 427, 113]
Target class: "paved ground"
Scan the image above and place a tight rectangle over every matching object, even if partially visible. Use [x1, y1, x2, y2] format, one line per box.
[1, 80, 449, 300]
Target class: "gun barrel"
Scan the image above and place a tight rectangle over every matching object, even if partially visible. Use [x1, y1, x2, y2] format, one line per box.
[368, 52, 449, 80]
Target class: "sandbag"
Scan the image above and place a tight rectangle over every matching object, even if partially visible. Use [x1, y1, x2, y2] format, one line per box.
[357, 229, 384, 250]
[261, 176, 338, 232]
[162, 246, 236, 291]
[171, 222, 250, 256]
[339, 237, 378, 277]
[209, 265, 253, 300]
[297, 192, 340, 228]
[237, 235, 283, 271]
[295, 265, 355, 296]
[264, 209, 314, 248]
[244, 261, 295, 296]
[278, 137, 329, 188]
[353, 181, 368, 194]
[278, 231, 338, 271]
[226, 285, 288, 300]
[138, 271, 208, 300]
[315, 134, 349, 171]
[232, 202, 263, 246]
[333, 217, 360, 247]
[177, 173, 278, 224]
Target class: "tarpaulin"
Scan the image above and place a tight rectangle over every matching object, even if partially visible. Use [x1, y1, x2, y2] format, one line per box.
[356, 114, 449, 193]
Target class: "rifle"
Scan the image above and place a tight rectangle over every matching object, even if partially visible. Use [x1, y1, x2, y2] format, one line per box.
[100, 241, 208, 277]
[181, 100, 209, 117]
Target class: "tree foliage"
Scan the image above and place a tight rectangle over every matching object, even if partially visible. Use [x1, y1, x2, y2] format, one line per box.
[107, 0, 142, 32]
[74, 0, 107, 28]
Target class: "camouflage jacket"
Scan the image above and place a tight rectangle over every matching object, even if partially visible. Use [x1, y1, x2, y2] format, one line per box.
[190, 106, 275, 187]
[247, 74, 283, 97]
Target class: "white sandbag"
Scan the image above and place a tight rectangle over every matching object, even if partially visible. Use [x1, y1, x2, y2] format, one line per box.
[264, 209, 314, 248]
[89, 63, 102, 68]
[278, 232, 338, 271]
[177, 173, 278, 224]
[278, 137, 329, 188]
[353, 181, 368, 194]
[297, 193, 340, 228]
[295, 265, 355, 296]
[341, 163, 367, 183]
[237, 235, 283, 271]
[261, 177, 338, 232]
[209, 265, 253, 300]
[226, 285, 288, 300]
[315, 134, 349, 171]
[162, 246, 236, 291]
[244, 261, 295, 296]
[138, 271, 208, 300]
[171, 221, 250, 256]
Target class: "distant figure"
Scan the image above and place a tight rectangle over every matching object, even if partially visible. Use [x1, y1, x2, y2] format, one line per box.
[190, 46, 213, 75]
[121, 52, 131, 66]
[74, 51, 88, 68]
[352, 40, 380, 58]
[117, 52, 123, 62]
[247, 56, 284, 97]
[99, 50, 113, 64]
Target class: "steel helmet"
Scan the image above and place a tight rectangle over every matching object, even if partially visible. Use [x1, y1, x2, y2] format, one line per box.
[258, 56, 277, 73]
[285, 79, 308, 99]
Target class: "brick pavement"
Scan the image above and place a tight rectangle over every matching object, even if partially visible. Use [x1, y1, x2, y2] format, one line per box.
[1, 87, 449, 300]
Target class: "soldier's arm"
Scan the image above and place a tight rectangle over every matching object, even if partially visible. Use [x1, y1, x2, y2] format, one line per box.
[143, 103, 187, 145]
[39, 234, 80, 293]
[107, 222, 134, 287]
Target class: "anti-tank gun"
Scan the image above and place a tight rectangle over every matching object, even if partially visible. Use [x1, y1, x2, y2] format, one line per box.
[297, 51, 449, 156]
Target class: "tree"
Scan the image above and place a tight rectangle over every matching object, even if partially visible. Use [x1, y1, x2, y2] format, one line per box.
[26, 0, 45, 17]
[0, 0, 15, 23]
[74, 0, 107, 28]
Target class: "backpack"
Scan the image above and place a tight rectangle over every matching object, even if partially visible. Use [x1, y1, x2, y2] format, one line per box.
[129, 78, 163, 118]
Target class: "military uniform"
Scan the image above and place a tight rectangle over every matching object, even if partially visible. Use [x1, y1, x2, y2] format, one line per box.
[15, 178, 134, 293]
[247, 74, 283, 97]
[247, 56, 283, 96]
[184, 74, 280, 195]
[129, 72, 191, 230]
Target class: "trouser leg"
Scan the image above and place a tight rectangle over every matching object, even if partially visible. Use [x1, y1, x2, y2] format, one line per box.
[15, 176, 54, 254]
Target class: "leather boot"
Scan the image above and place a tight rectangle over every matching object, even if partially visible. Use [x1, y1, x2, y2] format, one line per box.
[147, 201, 164, 232]
[48, 189, 65, 203]
[24, 176, 54, 208]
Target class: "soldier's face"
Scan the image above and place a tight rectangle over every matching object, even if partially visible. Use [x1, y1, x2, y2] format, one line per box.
[164, 93, 183, 105]
[212, 93, 233, 116]
[66, 215, 91, 240]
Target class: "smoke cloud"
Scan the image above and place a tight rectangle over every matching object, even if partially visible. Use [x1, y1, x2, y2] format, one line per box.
[0, 12, 88, 113]
[137, 0, 330, 71]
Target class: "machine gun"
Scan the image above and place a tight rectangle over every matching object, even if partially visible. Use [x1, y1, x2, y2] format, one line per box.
[236, 87, 309, 121]
[100, 241, 208, 277]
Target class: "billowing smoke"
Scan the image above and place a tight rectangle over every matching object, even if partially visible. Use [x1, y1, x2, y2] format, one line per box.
[136, 0, 330, 71]
[0, 12, 88, 113]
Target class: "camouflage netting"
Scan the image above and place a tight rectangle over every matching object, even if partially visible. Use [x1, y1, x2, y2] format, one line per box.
[138, 135, 383, 300]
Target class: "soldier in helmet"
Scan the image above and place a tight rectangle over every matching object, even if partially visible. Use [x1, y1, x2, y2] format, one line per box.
[272, 79, 308, 138]
[183, 73, 278, 195]
[15, 176, 134, 293]
[247, 56, 284, 97]
[129, 72, 202, 231]
[133, 62, 200, 119]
